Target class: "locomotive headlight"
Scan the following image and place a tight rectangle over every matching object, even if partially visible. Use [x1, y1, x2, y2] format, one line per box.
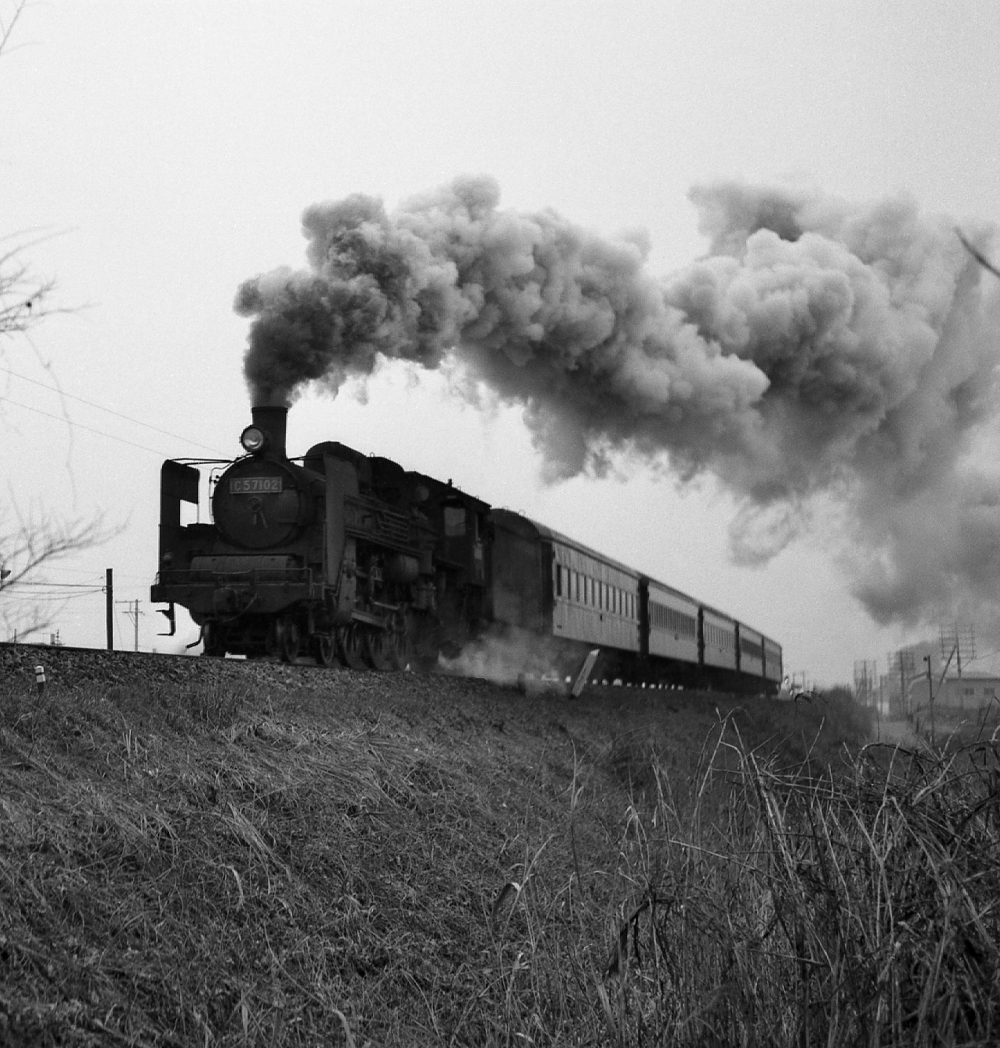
[240, 425, 266, 454]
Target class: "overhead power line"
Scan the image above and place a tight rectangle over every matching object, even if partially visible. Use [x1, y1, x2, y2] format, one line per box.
[4, 579, 105, 589]
[1, 589, 103, 603]
[0, 394, 173, 456]
[0, 364, 225, 456]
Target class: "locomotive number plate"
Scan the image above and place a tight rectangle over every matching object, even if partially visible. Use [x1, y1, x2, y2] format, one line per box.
[230, 477, 283, 494]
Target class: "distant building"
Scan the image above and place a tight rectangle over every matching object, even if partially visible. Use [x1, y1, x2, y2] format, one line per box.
[889, 640, 941, 718]
[935, 675, 1000, 713]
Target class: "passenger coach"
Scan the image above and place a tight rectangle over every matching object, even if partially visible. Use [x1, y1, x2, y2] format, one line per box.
[485, 508, 782, 692]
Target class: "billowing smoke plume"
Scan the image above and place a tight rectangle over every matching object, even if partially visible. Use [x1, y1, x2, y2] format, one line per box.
[235, 176, 1000, 626]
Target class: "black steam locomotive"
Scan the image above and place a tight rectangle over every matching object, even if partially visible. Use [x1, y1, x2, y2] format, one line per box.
[151, 405, 783, 693]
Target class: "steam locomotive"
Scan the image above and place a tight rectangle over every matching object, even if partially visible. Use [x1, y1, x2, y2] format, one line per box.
[151, 405, 783, 693]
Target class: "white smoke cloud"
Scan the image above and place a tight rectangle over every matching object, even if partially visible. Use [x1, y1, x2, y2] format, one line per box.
[235, 175, 1000, 627]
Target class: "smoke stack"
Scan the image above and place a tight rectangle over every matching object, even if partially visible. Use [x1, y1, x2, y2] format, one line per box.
[250, 404, 288, 460]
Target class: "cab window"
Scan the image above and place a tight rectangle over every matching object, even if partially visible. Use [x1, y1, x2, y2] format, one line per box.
[444, 506, 466, 537]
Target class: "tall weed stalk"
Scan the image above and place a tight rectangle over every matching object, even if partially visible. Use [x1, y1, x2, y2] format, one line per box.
[488, 724, 1000, 1047]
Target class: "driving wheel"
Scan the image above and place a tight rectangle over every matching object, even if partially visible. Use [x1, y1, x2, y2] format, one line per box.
[337, 623, 367, 670]
[312, 632, 338, 667]
[363, 626, 395, 672]
[279, 617, 300, 663]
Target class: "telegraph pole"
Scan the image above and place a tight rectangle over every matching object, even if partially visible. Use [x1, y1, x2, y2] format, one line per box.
[105, 569, 114, 650]
[117, 599, 143, 653]
[924, 654, 935, 746]
[899, 651, 906, 717]
[940, 622, 976, 678]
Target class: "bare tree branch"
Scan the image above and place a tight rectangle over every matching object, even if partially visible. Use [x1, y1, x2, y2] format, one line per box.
[0, 503, 118, 641]
[0, 246, 54, 339]
[0, 0, 26, 61]
[957, 228, 1000, 282]
[0, 4, 118, 642]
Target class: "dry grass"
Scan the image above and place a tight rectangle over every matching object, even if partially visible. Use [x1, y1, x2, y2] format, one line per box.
[531, 729, 1000, 1047]
[1, 658, 991, 1046]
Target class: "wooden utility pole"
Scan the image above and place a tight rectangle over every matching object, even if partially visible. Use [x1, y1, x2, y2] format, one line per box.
[105, 568, 114, 650]
[924, 654, 935, 746]
[899, 653, 906, 717]
[117, 599, 142, 652]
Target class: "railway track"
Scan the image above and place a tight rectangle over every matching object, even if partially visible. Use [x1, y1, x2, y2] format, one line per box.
[0, 641, 374, 694]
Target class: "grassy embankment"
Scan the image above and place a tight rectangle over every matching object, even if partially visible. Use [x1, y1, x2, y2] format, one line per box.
[1, 655, 998, 1046]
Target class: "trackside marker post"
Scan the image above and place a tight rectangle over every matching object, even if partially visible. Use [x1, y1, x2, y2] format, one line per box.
[571, 649, 601, 699]
[35, 665, 46, 697]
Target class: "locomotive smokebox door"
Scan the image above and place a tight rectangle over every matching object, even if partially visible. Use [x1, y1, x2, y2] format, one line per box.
[213, 459, 310, 549]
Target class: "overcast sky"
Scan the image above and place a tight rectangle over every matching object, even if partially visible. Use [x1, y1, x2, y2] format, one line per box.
[2, 0, 999, 686]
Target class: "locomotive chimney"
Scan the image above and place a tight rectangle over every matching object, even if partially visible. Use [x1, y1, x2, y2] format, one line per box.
[250, 404, 288, 460]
